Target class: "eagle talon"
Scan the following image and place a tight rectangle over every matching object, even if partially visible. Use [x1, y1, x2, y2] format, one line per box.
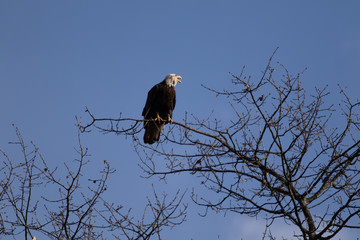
[154, 113, 165, 123]
[167, 115, 173, 124]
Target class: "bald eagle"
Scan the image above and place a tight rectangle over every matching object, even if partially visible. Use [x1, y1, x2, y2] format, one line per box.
[142, 74, 182, 144]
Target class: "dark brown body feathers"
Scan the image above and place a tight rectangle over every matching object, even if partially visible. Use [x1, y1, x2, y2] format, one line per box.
[142, 81, 176, 144]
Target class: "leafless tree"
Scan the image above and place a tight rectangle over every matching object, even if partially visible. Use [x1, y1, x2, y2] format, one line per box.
[0, 124, 186, 240]
[81, 49, 360, 239]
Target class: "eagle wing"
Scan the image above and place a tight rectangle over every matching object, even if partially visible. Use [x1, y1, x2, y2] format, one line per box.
[142, 84, 159, 118]
[172, 87, 176, 112]
[142, 84, 165, 144]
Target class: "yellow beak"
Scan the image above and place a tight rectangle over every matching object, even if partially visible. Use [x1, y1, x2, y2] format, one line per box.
[176, 75, 182, 83]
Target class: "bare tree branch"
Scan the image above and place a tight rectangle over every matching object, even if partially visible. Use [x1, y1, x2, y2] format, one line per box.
[0, 124, 187, 239]
[80, 50, 360, 239]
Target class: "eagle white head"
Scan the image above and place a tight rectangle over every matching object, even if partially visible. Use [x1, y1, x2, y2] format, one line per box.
[164, 74, 182, 87]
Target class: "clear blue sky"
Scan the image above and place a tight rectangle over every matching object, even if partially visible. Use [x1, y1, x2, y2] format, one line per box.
[1, 1, 359, 239]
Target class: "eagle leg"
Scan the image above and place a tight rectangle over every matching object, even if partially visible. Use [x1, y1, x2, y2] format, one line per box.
[167, 115, 173, 124]
[154, 113, 165, 123]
